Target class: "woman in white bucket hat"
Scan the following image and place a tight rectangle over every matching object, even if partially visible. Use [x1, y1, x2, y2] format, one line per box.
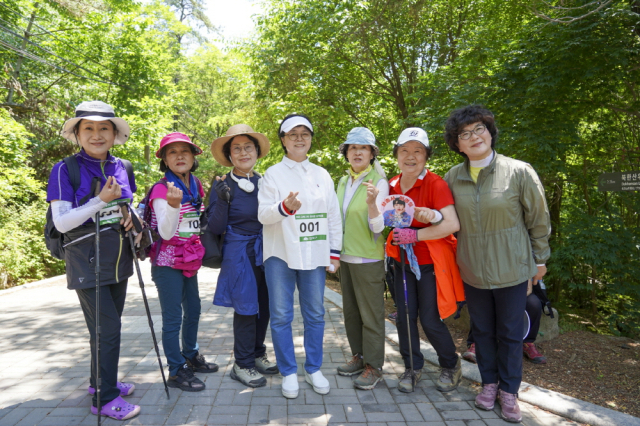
[47, 101, 140, 421]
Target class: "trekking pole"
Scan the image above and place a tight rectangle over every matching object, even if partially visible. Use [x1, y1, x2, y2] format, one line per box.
[94, 179, 102, 426]
[399, 246, 415, 392]
[119, 203, 170, 400]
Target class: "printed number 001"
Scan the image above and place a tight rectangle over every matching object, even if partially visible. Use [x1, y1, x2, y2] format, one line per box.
[300, 221, 319, 233]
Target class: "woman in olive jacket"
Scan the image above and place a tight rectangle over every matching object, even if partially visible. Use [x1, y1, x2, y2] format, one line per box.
[443, 105, 551, 424]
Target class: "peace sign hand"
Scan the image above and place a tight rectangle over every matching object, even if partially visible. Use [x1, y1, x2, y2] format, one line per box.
[166, 181, 184, 208]
[284, 191, 301, 211]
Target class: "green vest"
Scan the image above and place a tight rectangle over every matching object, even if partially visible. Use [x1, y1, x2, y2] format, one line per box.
[337, 169, 385, 260]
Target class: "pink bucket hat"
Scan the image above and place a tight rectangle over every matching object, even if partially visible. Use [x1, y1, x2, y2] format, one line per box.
[155, 132, 203, 158]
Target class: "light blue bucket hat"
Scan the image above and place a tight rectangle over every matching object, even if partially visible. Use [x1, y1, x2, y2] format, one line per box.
[339, 127, 380, 156]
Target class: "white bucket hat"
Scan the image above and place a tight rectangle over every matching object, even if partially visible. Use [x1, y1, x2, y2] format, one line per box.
[61, 101, 131, 145]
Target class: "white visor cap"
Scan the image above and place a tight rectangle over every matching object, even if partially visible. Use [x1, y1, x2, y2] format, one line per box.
[281, 116, 314, 134]
[396, 127, 429, 148]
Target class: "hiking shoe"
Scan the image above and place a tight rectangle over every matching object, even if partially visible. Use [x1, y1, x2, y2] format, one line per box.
[91, 396, 140, 420]
[397, 368, 422, 393]
[88, 381, 135, 397]
[462, 343, 477, 364]
[354, 365, 383, 390]
[523, 343, 547, 364]
[305, 370, 330, 395]
[337, 354, 364, 376]
[475, 383, 499, 410]
[436, 357, 462, 392]
[255, 354, 279, 375]
[185, 351, 219, 373]
[388, 312, 398, 321]
[230, 363, 267, 388]
[281, 373, 299, 399]
[498, 389, 522, 423]
[168, 364, 205, 392]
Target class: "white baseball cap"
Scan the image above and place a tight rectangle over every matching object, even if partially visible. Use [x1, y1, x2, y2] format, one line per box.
[395, 127, 429, 148]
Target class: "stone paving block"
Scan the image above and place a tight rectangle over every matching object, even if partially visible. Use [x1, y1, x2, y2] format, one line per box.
[440, 409, 480, 420]
[248, 405, 269, 424]
[287, 413, 328, 424]
[268, 404, 287, 424]
[362, 403, 400, 413]
[185, 404, 211, 424]
[159, 405, 190, 425]
[343, 404, 367, 423]
[433, 402, 472, 411]
[414, 402, 444, 422]
[364, 412, 405, 422]
[443, 421, 466, 426]
[14, 408, 50, 426]
[325, 404, 346, 423]
[0, 408, 33, 426]
[288, 405, 326, 415]
[208, 405, 249, 424]
[252, 396, 287, 406]
[356, 392, 376, 404]
[474, 408, 499, 419]
[465, 420, 488, 426]
[18, 399, 63, 408]
[37, 415, 86, 425]
[398, 403, 425, 422]
[422, 386, 449, 403]
[48, 407, 87, 417]
[372, 387, 394, 404]
[323, 396, 359, 405]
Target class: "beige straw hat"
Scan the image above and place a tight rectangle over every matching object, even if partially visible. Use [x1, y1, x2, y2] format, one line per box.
[211, 124, 271, 167]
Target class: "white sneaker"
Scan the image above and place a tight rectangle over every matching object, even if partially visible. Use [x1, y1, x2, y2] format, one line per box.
[281, 373, 299, 399]
[305, 370, 330, 395]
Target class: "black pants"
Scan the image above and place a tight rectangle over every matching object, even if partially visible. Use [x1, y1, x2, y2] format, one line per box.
[393, 260, 458, 370]
[76, 280, 128, 406]
[467, 292, 543, 346]
[234, 256, 270, 369]
[464, 281, 528, 394]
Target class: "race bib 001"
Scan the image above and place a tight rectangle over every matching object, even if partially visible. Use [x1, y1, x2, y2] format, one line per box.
[295, 213, 327, 242]
[178, 211, 201, 237]
[98, 198, 131, 225]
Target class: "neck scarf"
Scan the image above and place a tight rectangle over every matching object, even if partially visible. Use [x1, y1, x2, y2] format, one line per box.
[349, 164, 372, 182]
[165, 169, 201, 210]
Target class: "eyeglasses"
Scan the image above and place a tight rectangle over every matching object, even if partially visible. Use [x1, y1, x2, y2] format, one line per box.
[458, 124, 487, 140]
[284, 132, 312, 141]
[231, 145, 256, 155]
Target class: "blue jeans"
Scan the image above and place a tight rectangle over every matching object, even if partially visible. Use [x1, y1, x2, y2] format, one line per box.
[264, 256, 326, 376]
[152, 266, 201, 376]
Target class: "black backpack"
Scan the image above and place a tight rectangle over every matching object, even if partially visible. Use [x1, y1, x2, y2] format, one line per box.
[44, 155, 134, 260]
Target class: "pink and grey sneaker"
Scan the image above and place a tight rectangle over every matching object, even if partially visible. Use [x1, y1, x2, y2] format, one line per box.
[475, 382, 498, 410]
[523, 342, 547, 364]
[88, 381, 135, 396]
[462, 343, 477, 364]
[91, 396, 140, 421]
[498, 389, 522, 423]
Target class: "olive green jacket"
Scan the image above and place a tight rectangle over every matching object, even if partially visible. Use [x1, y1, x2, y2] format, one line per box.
[444, 153, 551, 289]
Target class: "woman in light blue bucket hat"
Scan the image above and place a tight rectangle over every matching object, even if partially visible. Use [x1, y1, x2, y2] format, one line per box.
[335, 127, 389, 390]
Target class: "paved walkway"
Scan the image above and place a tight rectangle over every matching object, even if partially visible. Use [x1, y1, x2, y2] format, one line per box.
[0, 263, 582, 426]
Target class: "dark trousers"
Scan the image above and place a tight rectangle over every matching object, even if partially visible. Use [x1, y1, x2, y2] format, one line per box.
[394, 260, 458, 370]
[464, 281, 528, 394]
[234, 257, 270, 369]
[76, 280, 128, 407]
[467, 292, 543, 346]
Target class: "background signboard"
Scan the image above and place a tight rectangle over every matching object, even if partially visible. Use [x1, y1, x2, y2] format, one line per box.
[598, 172, 640, 192]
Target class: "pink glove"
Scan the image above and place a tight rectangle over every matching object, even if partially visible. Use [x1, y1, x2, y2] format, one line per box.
[393, 228, 419, 245]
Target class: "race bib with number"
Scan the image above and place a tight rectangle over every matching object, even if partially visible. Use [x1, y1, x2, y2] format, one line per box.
[295, 213, 327, 242]
[98, 198, 131, 225]
[178, 211, 201, 237]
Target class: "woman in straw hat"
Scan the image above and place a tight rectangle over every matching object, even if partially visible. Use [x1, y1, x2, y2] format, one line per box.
[334, 127, 389, 390]
[148, 132, 218, 393]
[258, 113, 342, 399]
[208, 124, 277, 388]
[47, 100, 140, 420]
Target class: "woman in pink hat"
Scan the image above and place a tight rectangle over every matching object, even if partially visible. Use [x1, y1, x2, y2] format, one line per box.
[147, 132, 218, 392]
